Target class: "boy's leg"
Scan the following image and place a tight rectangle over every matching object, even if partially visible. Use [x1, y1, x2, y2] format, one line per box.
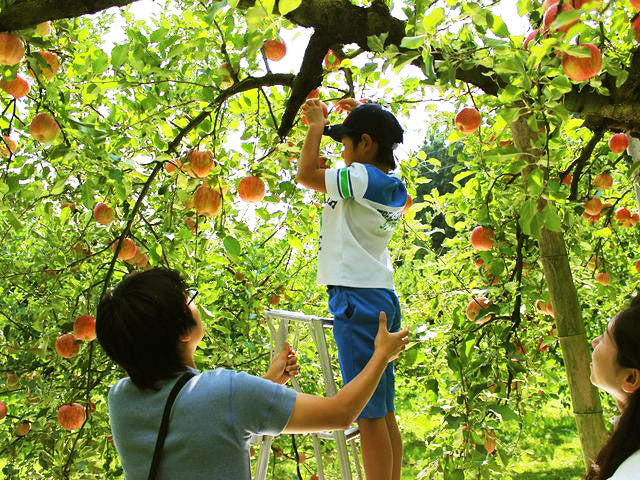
[384, 412, 403, 480]
[357, 416, 393, 480]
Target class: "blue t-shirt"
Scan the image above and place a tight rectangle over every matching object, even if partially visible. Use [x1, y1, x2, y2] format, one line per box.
[108, 367, 297, 479]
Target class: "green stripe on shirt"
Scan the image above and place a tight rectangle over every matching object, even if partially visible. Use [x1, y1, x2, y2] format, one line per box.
[339, 168, 352, 198]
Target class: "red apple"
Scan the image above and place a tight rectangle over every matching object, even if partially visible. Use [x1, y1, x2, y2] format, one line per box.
[583, 212, 600, 223]
[608, 133, 629, 153]
[74, 315, 96, 341]
[0, 33, 24, 66]
[128, 249, 149, 268]
[263, 39, 287, 61]
[470, 226, 495, 251]
[57, 403, 86, 430]
[633, 15, 640, 41]
[523, 29, 540, 50]
[0, 136, 17, 157]
[403, 195, 413, 214]
[455, 108, 482, 134]
[466, 297, 492, 324]
[93, 202, 114, 225]
[633, 0, 640, 8]
[35, 22, 52, 37]
[30, 51, 60, 80]
[111, 237, 137, 261]
[615, 207, 631, 225]
[542, 0, 559, 11]
[0, 74, 29, 98]
[324, 49, 341, 71]
[635, 259, 640, 273]
[630, 213, 640, 226]
[0, 401, 6, 420]
[593, 172, 613, 190]
[484, 431, 497, 454]
[15, 420, 30, 437]
[30, 112, 61, 143]
[55, 333, 80, 359]
[534, 299, 555, 317]
[583, 197, 602, 216]
[561, 173, 572, 186]
[187, 149, 214, 178]
[193, 185, 222, 216]
[562, 43, 602, 82]
[238, 175, 266, 203]
[165, 158, 182, 174]
[269, 294, 281, 306]
[595, 271, 610, 285]
[573, 0, 602, 8]
[543, 2, 579, 32]
[306, 88, 320, 99]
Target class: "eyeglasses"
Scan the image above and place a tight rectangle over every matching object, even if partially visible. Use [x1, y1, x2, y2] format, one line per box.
[186, 289, 199, 306]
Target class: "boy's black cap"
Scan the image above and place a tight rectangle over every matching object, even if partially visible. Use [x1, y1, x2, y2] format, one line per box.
[323, 103, 403, 148]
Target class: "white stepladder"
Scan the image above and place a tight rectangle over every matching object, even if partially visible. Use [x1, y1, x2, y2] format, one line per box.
[252, 309, 363, 480]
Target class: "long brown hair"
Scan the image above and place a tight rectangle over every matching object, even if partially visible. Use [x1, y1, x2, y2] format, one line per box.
[585, 296, 640, 479]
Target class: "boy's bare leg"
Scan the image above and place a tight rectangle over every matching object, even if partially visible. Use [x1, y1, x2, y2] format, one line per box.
[385, 412, 403, 480]
[357, 417, 393, 480]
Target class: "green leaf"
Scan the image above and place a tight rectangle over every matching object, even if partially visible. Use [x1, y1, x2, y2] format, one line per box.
[367, 33, 388, 52]
[223, 235, 242, 256]
[400, 35, 426, 49]
[527, 168, 544, 196]
[279, 0, 301, 15]
[488, 13, 510, 37]
[423, 7, 445, 34]
[519, 199, 537, 236]
[111, 44, 129, 69]
[489, 404, 518, 422]
[542, 203, 562, 232]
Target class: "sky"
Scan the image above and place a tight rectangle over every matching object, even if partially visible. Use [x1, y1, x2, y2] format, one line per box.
[103, 1, 532, 157]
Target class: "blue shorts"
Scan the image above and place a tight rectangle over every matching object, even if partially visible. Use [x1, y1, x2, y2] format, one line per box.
[328, 286, 402, 419]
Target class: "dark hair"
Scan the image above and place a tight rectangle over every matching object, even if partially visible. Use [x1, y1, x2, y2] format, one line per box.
[348, 132, 396, 170]
[585, 295, 640, 480]
[96, 268, 196, 390]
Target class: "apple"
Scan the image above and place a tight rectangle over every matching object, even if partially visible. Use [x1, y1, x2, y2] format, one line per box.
[6, 372, 19, 387]
[537, 336, 550, 353]
[484, 431, 497, 454]
[593, 172, 612, 190]
[263, 38, 286, 61]
[633, 15, 640, 41]
[128, 249, 149, 268]
[306, 88, 320, 99]
[514, 340, 527, 355]
[193, 185, 222, 216]
[0, 136, 17, 156]
[324, 49, 341, 71]
[403, 195, 413, 214]
[269, 294, 281, 306]
[633, 0, 640, 8]
[30, 112, 61, 143]
[630, 213, 640, 226]
[595, 271, 610, 285]
[561, 173, 572, 186]
[55, 333, 80, 358]
[543, 2, 579, 32]
[184, 217, 197, 233]
[635, 259, 640, 273]
[470, 226, 494, 251]
[541, 0, 559, 11]
[302, 101, 328, 125]
[0, 74, 29, 98]
[608, 133, 629, 153]
[57, 403, 86, 430]
[30, 51, 60, 80]
[297, 452, 306, 464]
[111, 237, 137, 261]
[466, 297, 492, 324]
[220, 63, 234, 88]
[93, 202, 114, 225]
[573, 0, 602, 8]
[562, 43, 602, 82]
[534, 299, 554, 317]
[0, 33, 25, 66]
[455, 108, 482, 134]
[238, 175, 266, 202]
[615, 207, 631, 225]
[0, 401, 6, 420]
[35, 22, 52, 36]
[15, 420, 30, 437]
[583, 212, 600, 223]
[73, 243, 91, 257]
[73, 315, 96, 341]
[186, 149, 214, 178]
[583, 197, 602, 216]
[523, 29, 540, 50]
[165, 158, 182, 174]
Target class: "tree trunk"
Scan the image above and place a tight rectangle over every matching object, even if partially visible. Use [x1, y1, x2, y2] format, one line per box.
[511, 115, 608, 466]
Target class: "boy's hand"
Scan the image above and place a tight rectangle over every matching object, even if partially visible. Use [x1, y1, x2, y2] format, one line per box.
[264, 342, 300, 385]
[301, 99, 328, 127]
[374, 312, 409, 362]
[335, 98, 360, 114]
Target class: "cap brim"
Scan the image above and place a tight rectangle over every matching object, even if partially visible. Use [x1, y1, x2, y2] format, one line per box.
[323, 124, 349, 142]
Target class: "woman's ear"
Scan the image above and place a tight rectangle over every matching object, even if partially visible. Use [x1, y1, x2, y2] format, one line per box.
[622, 368, 640, 394]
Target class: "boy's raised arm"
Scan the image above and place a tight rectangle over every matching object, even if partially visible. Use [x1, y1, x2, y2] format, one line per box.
[296, 99, 328, 193]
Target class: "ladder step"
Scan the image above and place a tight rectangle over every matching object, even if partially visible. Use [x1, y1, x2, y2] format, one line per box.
[266, 309, 334, 328]
[316, 425, 360, 441]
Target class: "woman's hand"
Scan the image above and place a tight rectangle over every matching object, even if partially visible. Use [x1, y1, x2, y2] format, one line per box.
[374, 311, 409, 362]
[264, 342, 300, 385]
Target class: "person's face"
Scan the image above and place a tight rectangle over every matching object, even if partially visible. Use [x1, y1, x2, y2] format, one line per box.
[591, 317, 628, 402]
[187, 301, 205, 347]
[340, 136, 358, 166]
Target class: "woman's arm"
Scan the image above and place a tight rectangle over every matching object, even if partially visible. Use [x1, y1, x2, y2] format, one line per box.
[282, 312, 409, 433]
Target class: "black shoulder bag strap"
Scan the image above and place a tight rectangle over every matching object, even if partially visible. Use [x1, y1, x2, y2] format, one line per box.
[147, 371, 195, 480]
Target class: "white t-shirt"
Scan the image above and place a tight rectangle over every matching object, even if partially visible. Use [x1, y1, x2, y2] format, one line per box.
[609, 449, 640, 479]
[318, 162, 407, 289]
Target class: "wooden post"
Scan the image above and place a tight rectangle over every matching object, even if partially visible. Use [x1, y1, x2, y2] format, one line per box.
[511, 115, 609, 465]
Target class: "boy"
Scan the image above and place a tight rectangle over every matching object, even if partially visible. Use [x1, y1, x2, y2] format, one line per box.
[297, 98, 407, 480]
